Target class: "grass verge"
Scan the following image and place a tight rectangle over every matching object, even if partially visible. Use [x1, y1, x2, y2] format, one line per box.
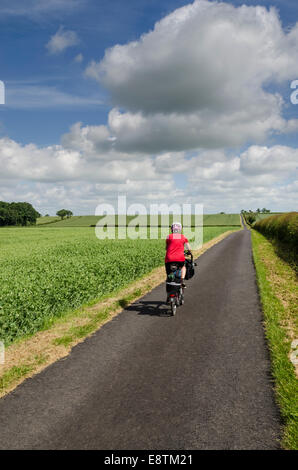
[251, 230, 298, 449]
[0, 229, 238, 399]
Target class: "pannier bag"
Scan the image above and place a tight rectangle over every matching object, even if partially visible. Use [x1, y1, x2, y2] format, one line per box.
[185, 258, 195, 280]
[166, 268, 182, 293]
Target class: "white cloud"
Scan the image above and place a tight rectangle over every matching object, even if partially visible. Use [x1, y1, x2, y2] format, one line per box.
[240, 145, 298, 176]
[5, 84, 103, 109]
[46, 26, 79, 54]
[1, 128, 297, 213]
[86, 0, 298, 152]
[181, 145, 298, 212]
[0, 135, 170, 185]
[89, 0, 298, 112]
[61, 122, 112, 154]
[0, 0, 84, 18]
[106, 103, 288, 153]
[74, 53, 83, 63]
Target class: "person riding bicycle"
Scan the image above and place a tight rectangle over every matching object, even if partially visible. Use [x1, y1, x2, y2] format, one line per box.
[165, 222, 192, 290]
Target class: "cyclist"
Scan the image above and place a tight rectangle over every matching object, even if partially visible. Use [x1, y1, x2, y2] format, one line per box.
[165, 222, 192, 290]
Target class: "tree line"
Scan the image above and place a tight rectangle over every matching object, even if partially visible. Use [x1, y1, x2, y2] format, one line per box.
[241, 208, 271, 225]
[0, 201, 41, 226]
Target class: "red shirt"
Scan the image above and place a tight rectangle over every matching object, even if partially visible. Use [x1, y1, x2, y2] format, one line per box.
[165, 233, 189, 263]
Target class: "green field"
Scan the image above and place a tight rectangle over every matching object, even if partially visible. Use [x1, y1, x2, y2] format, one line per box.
[36, 216, 60, 225]
[0, 224, 239, 344]
[37, 213, 241, 227]
[202, 214, 240, 226]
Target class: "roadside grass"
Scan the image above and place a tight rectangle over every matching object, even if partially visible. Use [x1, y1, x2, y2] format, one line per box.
[251, 230, 298, 449]
[52, 289, 142, 348]
[0, 229, 239, 399]
[0, 365, 34, 391]
[0, 353, 48, 391]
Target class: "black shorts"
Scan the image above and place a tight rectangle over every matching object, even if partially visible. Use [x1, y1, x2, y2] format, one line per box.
[165, 261, 185, 275]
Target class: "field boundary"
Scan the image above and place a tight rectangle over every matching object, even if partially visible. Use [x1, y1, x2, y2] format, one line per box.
[37, 220, 60, 226]
[251, 230, 298, 449]
[0, 229, 237, 399]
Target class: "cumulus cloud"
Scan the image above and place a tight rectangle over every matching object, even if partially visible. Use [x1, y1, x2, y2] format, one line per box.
[61, 122, 112, 154]
[181, 145, 298, 212]
[1, 127, 297, 213]
[106, 104, 287, 153]
[0, 136, 167, 184]
[240, 145, 298, 176]
[46, 26, 80, 54]
[86, 0, 298, 152]
[88, 1, 297, 113]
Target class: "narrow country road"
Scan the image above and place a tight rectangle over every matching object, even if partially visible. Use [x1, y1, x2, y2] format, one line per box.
[0, 226, 281, 449]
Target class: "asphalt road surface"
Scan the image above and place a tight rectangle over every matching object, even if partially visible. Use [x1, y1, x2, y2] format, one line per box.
[0, 227, 281, 449]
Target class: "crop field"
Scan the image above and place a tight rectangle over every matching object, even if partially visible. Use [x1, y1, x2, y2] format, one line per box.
[0, 224, 239, 344]
[37, 213, 241, 227]
[202, 214, 240, 226]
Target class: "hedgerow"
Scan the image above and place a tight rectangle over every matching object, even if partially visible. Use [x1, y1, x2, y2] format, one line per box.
[254, 212, 298, 249]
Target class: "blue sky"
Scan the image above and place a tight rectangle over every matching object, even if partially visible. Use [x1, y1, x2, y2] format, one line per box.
[0, 0, 297, 214]
[1, 0, 191, 145]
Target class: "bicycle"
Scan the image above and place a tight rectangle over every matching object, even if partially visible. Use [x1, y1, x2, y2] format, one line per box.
[166, 252, 195, 316]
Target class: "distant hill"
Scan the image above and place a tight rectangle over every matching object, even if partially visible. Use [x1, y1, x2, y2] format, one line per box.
[37, 213, 241, 227]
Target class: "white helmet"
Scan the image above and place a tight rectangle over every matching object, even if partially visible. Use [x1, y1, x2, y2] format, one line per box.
[171, 221, 182, 233]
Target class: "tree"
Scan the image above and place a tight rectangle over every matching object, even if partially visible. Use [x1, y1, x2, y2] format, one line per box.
[0, 201, 40, 226]
[56, 209, 68, 220]
[66, 210, 73, 218]
[246, 213, 256, 225]
[11, 202, 40, 225]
